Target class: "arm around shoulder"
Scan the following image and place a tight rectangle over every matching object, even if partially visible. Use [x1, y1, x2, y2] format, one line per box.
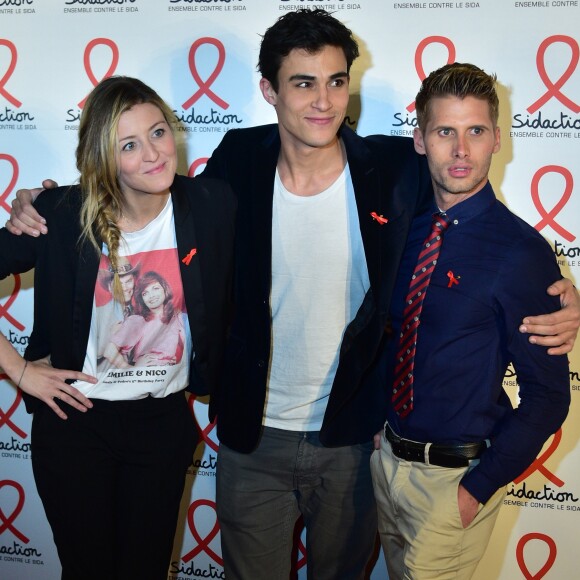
[6, 179, 59, 236]
[520, 277, 580, 354]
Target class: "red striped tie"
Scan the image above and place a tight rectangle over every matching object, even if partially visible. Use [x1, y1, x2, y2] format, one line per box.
[392, 213, 452, 417]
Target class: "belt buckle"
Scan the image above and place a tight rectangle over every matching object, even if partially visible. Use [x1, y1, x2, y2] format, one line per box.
[384, 423, 481, 468]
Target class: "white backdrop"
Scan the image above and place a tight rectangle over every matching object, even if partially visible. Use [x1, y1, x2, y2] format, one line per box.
[0, 1, 579, 579]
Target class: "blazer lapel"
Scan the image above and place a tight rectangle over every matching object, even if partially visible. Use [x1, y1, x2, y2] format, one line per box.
[172, 179, 208, 361]
[249, 127, 280, 298]
[341, 126, 383, 298]
[341, 127, 415, 319]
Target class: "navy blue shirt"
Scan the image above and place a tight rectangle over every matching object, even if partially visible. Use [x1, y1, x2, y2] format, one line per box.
[385, 182, 570, 504]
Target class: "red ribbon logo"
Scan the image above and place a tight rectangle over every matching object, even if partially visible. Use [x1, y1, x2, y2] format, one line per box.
[182, 38, 229, 110]
[527, 35, 580, 114]
[0, 480, 29, 543]
[182, 499, 223, 565]
[407, 36, 456, 113]
[188, 157, 209, 178]
[0, 274, 25, 331]
[296, 535, 307, 571]
[513, 428, 564, 487]
[531, 165, 575, 242]
[516, 533, 557, 580]
[0, 153, 19, 215]
[0, 376, 27, 438]
[188, 395, 219, 453]
[78, 38, 120, 109]
[0, 39, 22, 108]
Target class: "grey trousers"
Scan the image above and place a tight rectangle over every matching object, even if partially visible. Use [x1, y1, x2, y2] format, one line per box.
[216, 426, 377, 580]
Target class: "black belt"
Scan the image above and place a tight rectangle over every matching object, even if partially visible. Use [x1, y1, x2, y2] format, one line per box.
[384, 424, 487, 468]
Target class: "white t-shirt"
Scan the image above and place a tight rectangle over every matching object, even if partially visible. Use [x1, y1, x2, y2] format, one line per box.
[264, 165, 370, 431]
[74, 197, 192, 400]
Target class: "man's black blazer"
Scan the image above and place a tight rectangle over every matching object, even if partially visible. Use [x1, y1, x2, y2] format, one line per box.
[202, 124, 432, 451]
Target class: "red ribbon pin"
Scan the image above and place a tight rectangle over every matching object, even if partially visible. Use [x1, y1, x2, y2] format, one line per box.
[182, 248, 197, 266]
[370, 212, 388, 225]
[447, 271, 459, 288]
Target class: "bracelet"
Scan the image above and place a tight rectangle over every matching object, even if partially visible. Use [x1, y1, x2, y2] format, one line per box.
[17, 360, 28, 388]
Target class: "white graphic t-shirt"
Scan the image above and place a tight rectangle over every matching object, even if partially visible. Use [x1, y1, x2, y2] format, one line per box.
[74, 197, 192, 400]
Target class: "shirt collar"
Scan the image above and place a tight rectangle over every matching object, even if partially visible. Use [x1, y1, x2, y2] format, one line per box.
[434, 181, 496, 226]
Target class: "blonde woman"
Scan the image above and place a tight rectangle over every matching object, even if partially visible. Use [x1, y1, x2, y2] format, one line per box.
[0, 76, 235, 580]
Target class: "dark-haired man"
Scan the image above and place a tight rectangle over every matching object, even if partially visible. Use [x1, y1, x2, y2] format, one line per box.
[202, 11, 420, 578]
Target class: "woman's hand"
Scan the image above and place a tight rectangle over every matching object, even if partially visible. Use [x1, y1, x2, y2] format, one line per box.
[18, 357, 96, 420]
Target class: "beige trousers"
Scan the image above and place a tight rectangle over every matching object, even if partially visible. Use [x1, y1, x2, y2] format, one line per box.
[370, 433, 505, 580]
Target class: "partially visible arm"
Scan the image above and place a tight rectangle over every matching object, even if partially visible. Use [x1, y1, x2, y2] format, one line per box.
[1, 195, 97, 417]
[0, 334, 95, 420]
[519, 278, 579, 355]
[5, 179, 58, 236]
